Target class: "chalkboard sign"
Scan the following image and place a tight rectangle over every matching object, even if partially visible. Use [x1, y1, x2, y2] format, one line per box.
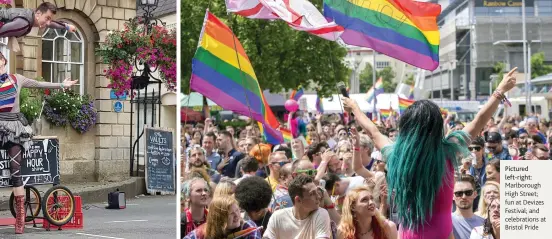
[145, 127, 175, 194]
[0, 137, 60, 187]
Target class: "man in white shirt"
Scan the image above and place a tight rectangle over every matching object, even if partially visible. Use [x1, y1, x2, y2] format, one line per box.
[263, 174, 332, 239]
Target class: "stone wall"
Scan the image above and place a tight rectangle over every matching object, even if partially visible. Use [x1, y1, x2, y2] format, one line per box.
[16, 0, 137, 182]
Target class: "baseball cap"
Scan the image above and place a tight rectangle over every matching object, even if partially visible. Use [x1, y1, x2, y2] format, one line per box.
[486, 132, 502, 143]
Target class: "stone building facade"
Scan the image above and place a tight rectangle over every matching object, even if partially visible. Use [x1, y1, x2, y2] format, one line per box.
[9, 0, 138, 183]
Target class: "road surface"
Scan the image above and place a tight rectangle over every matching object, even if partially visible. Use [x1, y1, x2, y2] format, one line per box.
[0, 195, 177, 239]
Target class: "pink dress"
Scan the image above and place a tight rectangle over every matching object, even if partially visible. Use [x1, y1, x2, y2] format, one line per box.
[399, 161, 454, 239]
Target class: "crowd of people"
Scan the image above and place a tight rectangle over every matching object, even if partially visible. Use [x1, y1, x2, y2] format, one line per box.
[181, 68, 530, 239]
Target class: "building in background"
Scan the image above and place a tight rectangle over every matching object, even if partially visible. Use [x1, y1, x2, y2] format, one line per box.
[343, 46, 417, 94]
[427, 0, 552, 101]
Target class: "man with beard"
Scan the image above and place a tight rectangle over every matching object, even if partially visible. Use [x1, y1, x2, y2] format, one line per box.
[485, 132, 512, 160]
[187, 145, 221, 183]
[216, 131, 245, 178]
[452, 174, 484, 239]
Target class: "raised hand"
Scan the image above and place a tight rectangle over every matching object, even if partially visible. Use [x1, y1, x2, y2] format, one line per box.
[62, 77, 78, 89]
[341, 97, 360, 113]
[350, 127, 360, 148]
[496, 67, 518, 93]
[66, 24, 77, 32]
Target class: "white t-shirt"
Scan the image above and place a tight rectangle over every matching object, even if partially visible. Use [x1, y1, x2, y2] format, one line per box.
[263, 207, 332, 239]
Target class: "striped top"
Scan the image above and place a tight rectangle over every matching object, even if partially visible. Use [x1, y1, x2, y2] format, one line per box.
[0, 73, 66, 113]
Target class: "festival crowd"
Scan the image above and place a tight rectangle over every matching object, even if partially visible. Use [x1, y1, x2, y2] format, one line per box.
[180, 69, 542, 239]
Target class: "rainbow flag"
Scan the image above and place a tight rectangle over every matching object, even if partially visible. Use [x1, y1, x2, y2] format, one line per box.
[315, 95, 324, 113]
[366, 78, 383, 103]
[191, 11, 283, 144]
[408, 85, 415, 100]
[290, 86, 304, 101]
[398, 97, 415, 115]
[440, 108, 449, 117]
[380, 108, 392, 121]
[324, 0, 441, 71]
[279, 127, 293, 142]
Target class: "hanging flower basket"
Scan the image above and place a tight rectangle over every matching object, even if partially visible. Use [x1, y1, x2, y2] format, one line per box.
[43, 90, 97, 134]
[96, 18, 177, 97]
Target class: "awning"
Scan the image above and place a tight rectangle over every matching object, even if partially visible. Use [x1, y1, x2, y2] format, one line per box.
[299, 93, 403, 113]
[181, 107, 204, 123]
[263, 90, 286, 106]
[181, 92, 222, 111]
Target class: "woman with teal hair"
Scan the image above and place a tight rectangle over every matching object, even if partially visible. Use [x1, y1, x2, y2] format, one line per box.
[341, 67, 518, 239]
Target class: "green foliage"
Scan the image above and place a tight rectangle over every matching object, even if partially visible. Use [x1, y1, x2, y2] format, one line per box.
[181, 0, 349, 97]
[404, 74, 415, 86]
[358, 64, 397, 92]
[219, 119, 249, 130]
[493, 62, 505, 81]
[531, 52, 552, 79]
[20, 77, 45, 123]
[45, 90, 87, 121]
[20, 88, 43, 123]
[493, 62, 506, 91]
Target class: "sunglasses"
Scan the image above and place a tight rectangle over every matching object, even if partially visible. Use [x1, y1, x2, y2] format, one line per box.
[468, 146, 482, 151]
[296, 169, 318, 176]
[271, 161, 288, 167]
[454, 190, 474, 197]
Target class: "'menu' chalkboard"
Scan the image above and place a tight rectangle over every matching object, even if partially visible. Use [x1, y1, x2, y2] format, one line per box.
[0, 137, 60, 187]
[145, 127, 175, 194]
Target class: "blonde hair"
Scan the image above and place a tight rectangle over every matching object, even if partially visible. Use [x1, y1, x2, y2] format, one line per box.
[182, 177, 210, 209]
[204, 197, 241, 239]
[476, 181, 500, 218]
[338, 186, 389, 239]
[213, 180, 236, 199]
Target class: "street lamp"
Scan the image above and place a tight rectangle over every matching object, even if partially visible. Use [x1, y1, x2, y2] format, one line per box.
[129, 0, 165, 177]
[130, 0, 165, 90]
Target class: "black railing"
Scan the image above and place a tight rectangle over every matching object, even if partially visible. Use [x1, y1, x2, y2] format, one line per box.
[128, 1, 165, 177]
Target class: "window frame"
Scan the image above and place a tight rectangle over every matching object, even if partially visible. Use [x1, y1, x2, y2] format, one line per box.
[41, 28, 85, 94]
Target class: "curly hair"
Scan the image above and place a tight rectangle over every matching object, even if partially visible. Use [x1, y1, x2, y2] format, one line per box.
[234, 176, 272, 213]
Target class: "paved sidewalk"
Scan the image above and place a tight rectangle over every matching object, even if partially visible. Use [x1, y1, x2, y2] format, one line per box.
[0, 177, 146, 211]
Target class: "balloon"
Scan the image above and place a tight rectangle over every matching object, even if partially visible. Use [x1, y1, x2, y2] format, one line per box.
[285, 99, 299, 112]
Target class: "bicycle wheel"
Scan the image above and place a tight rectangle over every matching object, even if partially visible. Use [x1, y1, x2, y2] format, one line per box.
[41, 185, 75, 226]
[9, 186, 42, 222]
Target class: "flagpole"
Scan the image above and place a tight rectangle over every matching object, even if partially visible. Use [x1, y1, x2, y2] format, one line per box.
[372, 50, 377, 120]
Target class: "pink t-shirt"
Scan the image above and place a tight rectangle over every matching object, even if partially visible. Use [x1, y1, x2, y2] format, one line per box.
[399, 160, 454, 239]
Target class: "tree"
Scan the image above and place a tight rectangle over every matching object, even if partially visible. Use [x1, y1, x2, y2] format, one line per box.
[181, 0, 349, 97]
[358, 64, 397, 93]
[492, 62, 505, 91]
[404, 74, 415, 86]
[531, 52, 552, 79]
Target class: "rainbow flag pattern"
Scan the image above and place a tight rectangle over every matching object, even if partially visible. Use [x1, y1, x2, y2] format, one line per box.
[279, 127, 293, 142]
[408, 85, 415, 100]
[366, 78, 383, 103]
[315, 95, 324, 113]
[380, 108, 392, 121]
[0, 74, 17, 112]
[324, 0, 441, 71]
[290, 86, 304, 101]
[398, 97, 415, 115]
[191, 11, 283, 144]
